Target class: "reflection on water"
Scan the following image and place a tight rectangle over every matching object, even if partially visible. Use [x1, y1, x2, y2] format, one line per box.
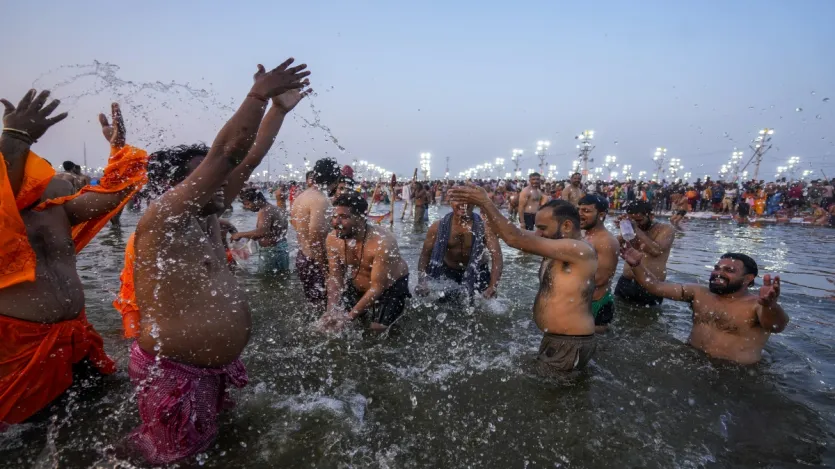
[1, 203, 833, 468]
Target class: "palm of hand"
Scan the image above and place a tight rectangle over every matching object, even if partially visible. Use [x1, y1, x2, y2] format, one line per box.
[273, 90, 304, 113]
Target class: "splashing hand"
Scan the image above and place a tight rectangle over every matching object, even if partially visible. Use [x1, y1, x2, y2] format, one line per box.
[251, 59, 311, 99]
[273, 85, 313, 114]
[98, 103, 126, 148]
[482, 286, 497, 299]
[758, 274, 781, 306]
[619, 242, 643, 267]
[447, 185, 490, 207]
[1, 89, 68, 141]
[415, 282, 430, 297]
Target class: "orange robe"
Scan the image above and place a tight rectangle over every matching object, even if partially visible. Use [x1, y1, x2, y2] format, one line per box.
[0, 145, 147, 424]
[113, 233, 141, 339]
[0, 311, 116, 424]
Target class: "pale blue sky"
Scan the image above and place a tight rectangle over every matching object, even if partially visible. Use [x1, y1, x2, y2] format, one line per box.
[4, 0, 835, 180]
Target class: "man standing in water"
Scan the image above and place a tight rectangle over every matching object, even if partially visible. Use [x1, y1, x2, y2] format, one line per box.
[415, 198, 503, 299]
[0, 91, 147, 425]
[414, 182, 430, 224]
[518, 172, 547, 230]
[131, 60, 310, 464]
[291, 157, 342, 308]
[448, 185, 598, 375]
[322, 193, 411, 332]
[620, 247, 788, 364]
[561, 172, 586, 207]
[399, 179, 412, 220]
[233, 188, 290, 274]
[614, 201, 675, 306]
[578, 194, 620, 332]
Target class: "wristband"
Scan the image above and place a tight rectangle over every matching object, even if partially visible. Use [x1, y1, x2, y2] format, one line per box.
[2, 129, 35, 145]
[246, 92, 268, 103]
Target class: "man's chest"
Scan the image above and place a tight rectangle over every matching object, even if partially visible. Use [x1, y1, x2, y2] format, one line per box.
[692, 299, 757, 333]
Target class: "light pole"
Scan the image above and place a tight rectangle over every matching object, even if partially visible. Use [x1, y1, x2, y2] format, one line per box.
[743, 128, 774, 181]
[548, 164, 557, 180]
[787, 156, 801, 181]
[575, 130, 595, 181]
[511, 149, 523, 177]
[420, 152, 431, 180]
[668, 158, 683, 180]
[602, 155, 618, 181]
[536, 140, 550, 175]
[653, 147, 667, 181]
[638, 170, 647, 181]
[495, 158, 505, 178]
[622, 164, 633, 181]
[445, 156, 450, 180]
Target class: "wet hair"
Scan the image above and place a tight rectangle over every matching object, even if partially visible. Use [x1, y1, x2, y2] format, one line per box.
[339, 176, 355, 188]
[538, 199, 580, 230]
[579, 194, 608, 212]
[63, 161, 76, 171]
[529, 172, 541, 178]
[146, 144, 210, 196]
[239, 188, 266, 204]
[625, 200, 653, 215]
[313, 158, 341, 185]
[571, 172, 582, 178]
[333, 192, 368, 216]
[305, 170, 314, 180]
[720, 253, 759, 278]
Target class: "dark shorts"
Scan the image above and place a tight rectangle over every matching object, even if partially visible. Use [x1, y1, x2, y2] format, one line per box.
[436, 263, 491, 292]
[591, 291, 614, 326]
[614, 275, 663, 306]
[523, 212, 536, 230]
[675, 210, 687, 217]
[414, 205, 426, 223]
[296, 251, 327, 307]
[344, 275, 411, 327]
[536, 333, 597, 372]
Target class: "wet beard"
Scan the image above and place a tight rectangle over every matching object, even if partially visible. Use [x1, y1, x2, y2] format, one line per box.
[708, 275, 745, 295]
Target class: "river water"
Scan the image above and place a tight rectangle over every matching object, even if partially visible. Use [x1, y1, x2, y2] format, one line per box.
[1, 202, 834, 469]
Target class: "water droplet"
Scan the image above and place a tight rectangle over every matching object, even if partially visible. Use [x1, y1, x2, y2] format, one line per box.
[796, 107, 803, 112]
[410, 395, 418, 408]
[823, 97, 830, 103]
[211, 290, 217, 296]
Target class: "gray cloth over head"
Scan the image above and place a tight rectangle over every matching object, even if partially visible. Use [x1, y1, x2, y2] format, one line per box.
[427, 212, 486, 297]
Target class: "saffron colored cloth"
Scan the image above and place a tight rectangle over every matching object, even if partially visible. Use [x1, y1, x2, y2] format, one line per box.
[0, 150, 55, 289]
[0, 145, 148, 290]
[0, 311, 116, 424]
[35, 145, 149, 253]
[127, 341, 248, 465]
[113, 233, 140, 339]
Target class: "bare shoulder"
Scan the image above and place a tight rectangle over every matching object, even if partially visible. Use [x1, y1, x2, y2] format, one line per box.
[42, 177, 75, 201]
[651, 222, 675, 238]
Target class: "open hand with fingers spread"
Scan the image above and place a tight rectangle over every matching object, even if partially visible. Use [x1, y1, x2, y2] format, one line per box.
[758, 274, 781, 306]
[447, 185, 490, 207]
[251, 59, 311, 100]
[619, 242, 644, 267]
[1, 89, 68, 143]
[98, 103, 126, 148]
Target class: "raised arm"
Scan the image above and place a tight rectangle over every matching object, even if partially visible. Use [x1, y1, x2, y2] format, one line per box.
[325, 232, 347, 314]
[756, 274, 789, 333]
[223, 86, 311, 206]
[482, 223, 503, 298]
[620, 244, 699, 301]
[144, 60, 309, 222]
[631, 220, 674, 257]
[63, 103, 145, 224]
[448, 185, 595, 264]
[1, 89, 67, 196]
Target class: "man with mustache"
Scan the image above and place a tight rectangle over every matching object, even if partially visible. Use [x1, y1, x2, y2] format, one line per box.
[518, 172, 547, 230]
[561, 172, 585, 207]
[614, 201, 675, 306]
[620, 247, 788, 364]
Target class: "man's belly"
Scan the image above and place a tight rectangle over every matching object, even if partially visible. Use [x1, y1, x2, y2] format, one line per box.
[138, 291, 251, 367]
[688, 323, 765, 365]
[0, 264, 85, 323]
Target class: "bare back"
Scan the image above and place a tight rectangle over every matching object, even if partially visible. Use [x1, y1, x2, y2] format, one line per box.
[584, 226, 620, 301]
[135, 211, 250, 367]
[290, 187, 330, 260]
[258, 204, 288, 247]
[533, 252, 597, 336]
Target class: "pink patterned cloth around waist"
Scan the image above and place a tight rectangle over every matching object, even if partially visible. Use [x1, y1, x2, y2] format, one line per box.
[127, 341, 248, 465]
